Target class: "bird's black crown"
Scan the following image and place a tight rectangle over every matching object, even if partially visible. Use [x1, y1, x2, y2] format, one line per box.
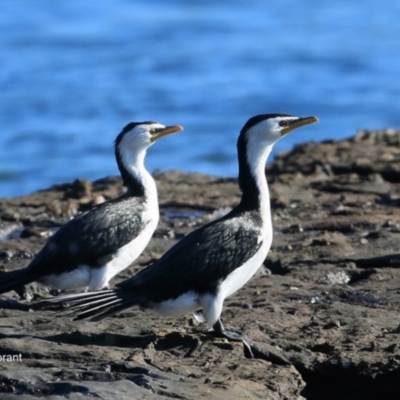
[240, 113, 292, 134]
[115, 121, 158, 148]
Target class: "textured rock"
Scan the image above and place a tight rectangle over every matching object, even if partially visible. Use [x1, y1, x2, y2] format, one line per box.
[0, 129, 400, 399]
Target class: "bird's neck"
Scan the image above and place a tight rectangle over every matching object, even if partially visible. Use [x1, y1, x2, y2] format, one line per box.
[237, 137, 273, 220]
[117, 148, 157, 200]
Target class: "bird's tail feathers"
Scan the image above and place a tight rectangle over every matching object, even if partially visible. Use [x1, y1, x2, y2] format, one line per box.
[81, 295, 140, 321]
[0, 268, 32, 295]
[44, 289, 115, 305]
[41, 289, 141, 321]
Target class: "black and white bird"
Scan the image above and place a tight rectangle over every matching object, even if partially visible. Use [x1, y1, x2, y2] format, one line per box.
[0, 121, 183, 295]
[47, 114, 318, 350]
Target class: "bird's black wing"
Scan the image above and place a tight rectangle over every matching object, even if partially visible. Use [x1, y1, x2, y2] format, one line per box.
[27, 197, 145, 276]
[117, 210, 263, 302]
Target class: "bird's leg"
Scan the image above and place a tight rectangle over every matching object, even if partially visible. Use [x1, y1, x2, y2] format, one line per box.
[211, 319, 254, 358]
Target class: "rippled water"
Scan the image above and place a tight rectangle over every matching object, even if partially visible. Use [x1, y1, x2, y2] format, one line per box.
[1, 0, 399, 197]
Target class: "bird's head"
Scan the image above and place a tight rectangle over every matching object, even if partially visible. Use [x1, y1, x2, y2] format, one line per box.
[240, 114, 318, 147]
[115, 121, 183, 154]
[114, 121, 183, 190]
[237, 114, 318, 198]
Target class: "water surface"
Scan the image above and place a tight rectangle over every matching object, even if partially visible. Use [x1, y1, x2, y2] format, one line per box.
[0, 0, 399, 197]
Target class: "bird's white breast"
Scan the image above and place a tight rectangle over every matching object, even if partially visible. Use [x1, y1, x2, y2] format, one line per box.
[40, 265, 91, 291]
[151, 291, 200, 317]
[102, 206, 159, 286]
[219, 234, 272, 300]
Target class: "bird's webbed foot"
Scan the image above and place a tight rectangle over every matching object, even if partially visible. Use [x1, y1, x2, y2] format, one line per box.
[211, 319, 254, 358]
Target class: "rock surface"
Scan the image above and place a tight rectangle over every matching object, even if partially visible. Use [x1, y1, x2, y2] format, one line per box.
[0, 129, 400, 399]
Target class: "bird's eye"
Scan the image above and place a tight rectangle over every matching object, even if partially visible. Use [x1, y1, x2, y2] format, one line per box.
[149, 129, 156, 135]
[279, 121, 289, 127]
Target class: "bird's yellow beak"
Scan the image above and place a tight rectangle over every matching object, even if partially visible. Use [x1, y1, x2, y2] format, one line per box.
[151, 125, 184, 142]
[281, 116, 318, 136]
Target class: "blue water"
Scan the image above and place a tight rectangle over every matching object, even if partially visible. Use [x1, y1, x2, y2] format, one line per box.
[1, 0, 399, 197]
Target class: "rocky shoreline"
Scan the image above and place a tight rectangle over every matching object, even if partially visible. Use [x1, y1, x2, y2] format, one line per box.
[0, 130, 399, 399]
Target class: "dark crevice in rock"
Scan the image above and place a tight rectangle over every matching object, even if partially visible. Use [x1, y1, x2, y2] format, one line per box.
[290, 254, 400, 269]
[297, 365, 400, 400]
[154, 332, 200, 358]
[0, 299, 33, 311]
[264, 259, 292, 275]
[353, 254, 400, 268]
[348, 269, 376, 285]
[42, 330, 157, 349]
